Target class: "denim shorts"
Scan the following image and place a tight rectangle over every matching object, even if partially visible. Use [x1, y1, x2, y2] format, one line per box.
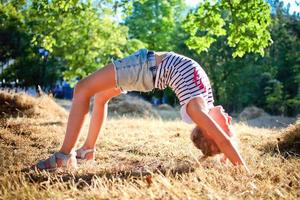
[112, 48, 157, 92]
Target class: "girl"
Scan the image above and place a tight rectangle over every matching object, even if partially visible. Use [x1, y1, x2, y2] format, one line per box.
[36, 48, 249, 172]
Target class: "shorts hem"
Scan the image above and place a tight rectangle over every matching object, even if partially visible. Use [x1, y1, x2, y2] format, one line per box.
[111, 60, 127, 93]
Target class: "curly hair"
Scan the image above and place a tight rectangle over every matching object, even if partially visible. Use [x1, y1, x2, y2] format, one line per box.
[190, 126, 221, 157]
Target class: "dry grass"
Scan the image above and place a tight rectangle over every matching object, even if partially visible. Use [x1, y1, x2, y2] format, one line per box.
[0, 91, 299, 199]
[263, 119, 300, 158]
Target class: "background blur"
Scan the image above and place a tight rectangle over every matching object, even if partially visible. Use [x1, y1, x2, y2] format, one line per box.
[0, 0, 299, 116]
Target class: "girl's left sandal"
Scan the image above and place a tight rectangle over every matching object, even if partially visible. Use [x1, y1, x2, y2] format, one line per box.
[36, 151, 78, 171]
[75, 148, 96, 165]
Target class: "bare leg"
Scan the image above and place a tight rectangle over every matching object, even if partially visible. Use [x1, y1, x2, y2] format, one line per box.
[59, 63, 117, 154]
[81, 88, 121, 149]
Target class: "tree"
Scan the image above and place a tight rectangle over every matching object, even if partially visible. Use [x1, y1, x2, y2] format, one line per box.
[0, 1, 28, 64]
[0, 1, 53, 88]
[26, 0, 131, 83]
[263, 3, 300, 115]
[0, 0, 147, 88]
[183, 0, 272, 57]
[192, 1, 300, 115]
[125, 0, 185, 51]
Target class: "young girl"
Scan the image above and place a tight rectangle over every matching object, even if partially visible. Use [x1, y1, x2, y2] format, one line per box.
[36, 48, 249, 172]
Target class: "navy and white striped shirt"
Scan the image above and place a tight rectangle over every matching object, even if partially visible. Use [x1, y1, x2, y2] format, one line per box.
[154, 52, 214, 108]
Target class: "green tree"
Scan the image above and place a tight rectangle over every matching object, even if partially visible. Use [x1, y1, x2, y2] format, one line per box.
[1, 0, 144, 88]
[264, 79, 284, 114]
[183, 0, 272, 57]
[125, 0, 185, 51]
[26, 0, 131, 83]
[264, 4, 300, 115]
[0, 1, 55, 88]
[193, 1, 300, 116]
[0, 1, 28, 64]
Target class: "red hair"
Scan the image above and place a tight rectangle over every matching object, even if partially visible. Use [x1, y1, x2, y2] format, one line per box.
[190, 126, 221, 157]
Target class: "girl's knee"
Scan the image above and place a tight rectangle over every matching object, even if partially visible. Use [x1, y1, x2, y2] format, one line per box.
[73, 81, 90, 100]
[94, 88, 121, 105]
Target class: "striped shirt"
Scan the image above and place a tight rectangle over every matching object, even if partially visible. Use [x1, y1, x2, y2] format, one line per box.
[154, 52, 214, 107]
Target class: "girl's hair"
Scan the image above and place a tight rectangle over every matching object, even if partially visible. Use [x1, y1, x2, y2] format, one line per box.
[190, 126, 221, 157]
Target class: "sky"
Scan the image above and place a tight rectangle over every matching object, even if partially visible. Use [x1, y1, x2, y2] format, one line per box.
[185, 0, 300, 14]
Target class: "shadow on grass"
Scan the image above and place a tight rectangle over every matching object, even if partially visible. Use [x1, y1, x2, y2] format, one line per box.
[21, 161, 196, 189]
[20, 121, 65, 126]
[36, 121, 65, 126]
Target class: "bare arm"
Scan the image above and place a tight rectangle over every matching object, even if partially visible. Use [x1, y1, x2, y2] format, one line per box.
[186, 98, 249, 172]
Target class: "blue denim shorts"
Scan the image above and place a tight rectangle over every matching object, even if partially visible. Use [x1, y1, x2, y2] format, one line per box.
[112, 48, 157, 92]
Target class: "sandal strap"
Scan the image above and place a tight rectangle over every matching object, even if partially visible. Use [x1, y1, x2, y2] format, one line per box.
[77, 148, 95, 159]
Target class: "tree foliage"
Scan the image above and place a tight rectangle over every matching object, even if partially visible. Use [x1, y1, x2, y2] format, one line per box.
[183, 0, 272, 57]
[0, 0, 145, 87]
[195, 1, 300, 115]
[0, 1, 27, 63]
[26, 0, 131, 82]
[125, 0, 185, 50]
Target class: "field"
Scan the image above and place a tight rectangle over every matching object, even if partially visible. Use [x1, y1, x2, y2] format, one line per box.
[0, 91, 299, 199]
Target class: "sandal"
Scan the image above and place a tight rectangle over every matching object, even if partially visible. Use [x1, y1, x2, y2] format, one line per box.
[36, 151, 77, 170]
[76, 147, 96, 163]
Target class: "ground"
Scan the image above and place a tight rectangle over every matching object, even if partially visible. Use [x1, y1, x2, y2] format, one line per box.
[0, 92, 299, 199]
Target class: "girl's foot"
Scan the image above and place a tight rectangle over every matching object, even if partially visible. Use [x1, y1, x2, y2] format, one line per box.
[209, 106, 238, 163]
[209, 105, 233, 136]
[76, 147, 96, 162]
[36, 151, 77, 170]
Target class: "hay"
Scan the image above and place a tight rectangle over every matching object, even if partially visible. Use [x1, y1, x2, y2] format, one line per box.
[263, 118, 300, 157]
[0, 90, 68, 175]
[0, 90, 67, 119]
[108, 94, 158, 117]
[157, 104, 174, 111]
[0, 91, 35, 117]
[238, 106, 269, 120]
[277, 119, 300, 157]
